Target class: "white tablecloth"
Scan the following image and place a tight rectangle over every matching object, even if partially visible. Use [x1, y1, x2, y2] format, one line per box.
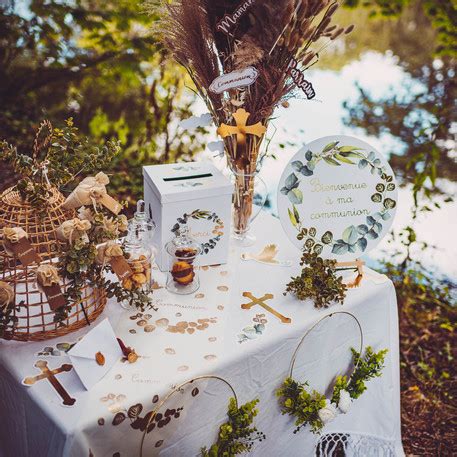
[0, 213, 403, 457]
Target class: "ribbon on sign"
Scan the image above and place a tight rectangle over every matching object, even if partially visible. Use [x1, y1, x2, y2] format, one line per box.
[62, 172, 121, 215]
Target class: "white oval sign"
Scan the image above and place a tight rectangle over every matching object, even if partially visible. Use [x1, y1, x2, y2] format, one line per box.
[277, 135, 398, 261]
[209, 67, 259, 94]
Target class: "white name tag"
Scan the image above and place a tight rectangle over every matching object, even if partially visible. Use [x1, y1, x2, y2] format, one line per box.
[209, 67, 259, 94]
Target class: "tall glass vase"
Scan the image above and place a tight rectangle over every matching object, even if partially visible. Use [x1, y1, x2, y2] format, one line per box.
[231, 168, 267, 247]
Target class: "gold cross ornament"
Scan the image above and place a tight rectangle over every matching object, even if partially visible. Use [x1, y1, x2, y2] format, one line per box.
[241, 292, 291, 324]
[217, 108, 266, 146]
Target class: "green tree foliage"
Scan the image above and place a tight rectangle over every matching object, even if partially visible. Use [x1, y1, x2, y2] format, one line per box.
[1, 0, 153, 145]
[320, 2, 437, 71]
[343, 0, 456, 56]
[0, 0, 204, 209]
[344, 57, 456, 212]
[340, 0, 456, 216]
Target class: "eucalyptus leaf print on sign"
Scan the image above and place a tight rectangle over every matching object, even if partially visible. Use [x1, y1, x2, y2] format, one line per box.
[172, 210, 224, 255]
[280, 173, 303, 204]
[278, 136, 398, 260]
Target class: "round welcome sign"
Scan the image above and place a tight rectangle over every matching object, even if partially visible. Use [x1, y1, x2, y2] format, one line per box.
[277, 135, 398, 261]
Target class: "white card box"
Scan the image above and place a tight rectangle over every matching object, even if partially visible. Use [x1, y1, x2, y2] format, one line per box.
[143, 162, 233, 270]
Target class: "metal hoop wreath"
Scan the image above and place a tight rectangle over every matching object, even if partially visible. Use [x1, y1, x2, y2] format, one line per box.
[139, 375, 238, 457]
[289, 311, 364, 380]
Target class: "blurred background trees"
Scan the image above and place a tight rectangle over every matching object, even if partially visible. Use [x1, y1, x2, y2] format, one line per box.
[1, 0, 454, 207]
[341, 0, 456, 216]
[0, 0, 206, 203]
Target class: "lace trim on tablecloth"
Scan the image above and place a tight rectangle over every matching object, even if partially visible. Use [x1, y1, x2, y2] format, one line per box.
[315, 432, 396, 457]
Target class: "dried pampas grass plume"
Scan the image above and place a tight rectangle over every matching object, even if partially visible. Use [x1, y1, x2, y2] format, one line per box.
[146, 0, 354, 167]
[232, 36, 265, 70]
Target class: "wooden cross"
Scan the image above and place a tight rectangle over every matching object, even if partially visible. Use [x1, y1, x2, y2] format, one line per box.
[335, 259, 365, 288]
[217, 108, 267, 146]
[23, 360, 76, 406]
[241, 292, 291, 324]
[335, 259, 364, 273]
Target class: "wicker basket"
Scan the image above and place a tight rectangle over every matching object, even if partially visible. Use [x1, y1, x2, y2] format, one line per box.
[0, 186, 107, 341]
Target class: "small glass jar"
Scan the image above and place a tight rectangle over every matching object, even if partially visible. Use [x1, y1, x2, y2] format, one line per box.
[121, 225, 153, 309]
[129, 200, 157, 256]
[166, 226, 201, 295]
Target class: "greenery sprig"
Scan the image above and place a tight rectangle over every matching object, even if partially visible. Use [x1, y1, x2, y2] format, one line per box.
[0, 118, 120, 206]
[0, 300, 25, 339]
[284, 247, 347, 308]
[276, 377, 327, 434]
[333, 346, 389, 402]
[276, 346, 388, 434]
[200, 398, 265, 457]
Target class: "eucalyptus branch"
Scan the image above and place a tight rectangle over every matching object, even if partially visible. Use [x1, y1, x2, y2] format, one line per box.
[200, 398, 265, 456]
[0, 118, 120, 205]
[284, 247, 347, 308]
[277, 346, 388, 435]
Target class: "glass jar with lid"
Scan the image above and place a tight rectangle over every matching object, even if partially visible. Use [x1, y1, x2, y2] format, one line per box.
[128, 200, 156, 255]
[121, 220, 153, 308]
[166, 226, 201, 295]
